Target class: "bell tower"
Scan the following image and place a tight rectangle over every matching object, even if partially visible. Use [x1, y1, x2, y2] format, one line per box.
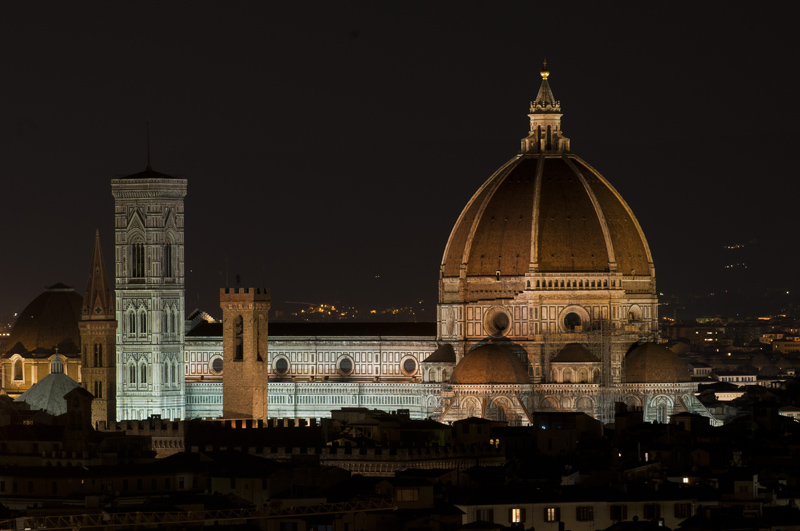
[78, 230, 116, 427]
[112, 167, 187, 421]
[220, 287, 270, 420]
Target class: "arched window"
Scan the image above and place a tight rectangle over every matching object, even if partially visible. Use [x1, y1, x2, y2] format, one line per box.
[128, 311, 136, 336]
[173, 360, 178, 384]
[129, 364, 136, 385]
[131, 242, 145, 278]
[163, 242, 173, 278]
[139, 311, 147, 335]
[165, 362, 170, 386]
[546, 125, 552, 150]
[234, 315, 244, 360]
[140, 364, 147, 385]
[173, 309, 179, 336]
[13, 360, 23, 381]
[657, 403, 667, 424]
[563, 368, 573, 383]
[164, 306, 171, 335]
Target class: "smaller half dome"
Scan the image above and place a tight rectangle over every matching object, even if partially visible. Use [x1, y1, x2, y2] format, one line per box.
[450, 338, 529, 385]
[552, 343, 599, 363]
[625, 343, 691, 384]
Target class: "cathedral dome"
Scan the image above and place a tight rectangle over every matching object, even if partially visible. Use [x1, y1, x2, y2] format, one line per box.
[624, 343, 691, 384]
[450, 338, 529, 385]
[440, 65, 654, 298]
[4, 284, 82, 355]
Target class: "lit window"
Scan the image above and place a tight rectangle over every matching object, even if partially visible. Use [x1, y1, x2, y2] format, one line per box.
[510, 508, 526, 523]
[544, 507, 560, 522]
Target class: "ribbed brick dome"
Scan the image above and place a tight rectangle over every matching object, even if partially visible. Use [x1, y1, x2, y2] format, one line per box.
[624, 343, 691, 384]
[440, 65, 653, 286]
[450, 338, 529, 385]
[441, 154, 652, 278]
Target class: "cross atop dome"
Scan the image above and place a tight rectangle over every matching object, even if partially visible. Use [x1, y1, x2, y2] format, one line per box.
[521, 61, 569, 153]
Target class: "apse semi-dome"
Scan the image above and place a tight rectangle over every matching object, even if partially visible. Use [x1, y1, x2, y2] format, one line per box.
[439, 63, 654, 306]
[450, 338, 529, 385]
[552, 343, 599, 363]
[5, 283, 82, 354]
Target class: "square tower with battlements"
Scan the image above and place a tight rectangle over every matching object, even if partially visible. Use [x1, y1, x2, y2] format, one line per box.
[220, 287, 270, 421]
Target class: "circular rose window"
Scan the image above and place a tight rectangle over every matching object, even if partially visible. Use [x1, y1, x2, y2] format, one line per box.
[339, 358, 353, 376]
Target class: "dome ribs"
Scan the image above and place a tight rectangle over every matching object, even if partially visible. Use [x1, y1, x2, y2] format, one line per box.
[572, 158, 653, 278]
[537, 158, 607, 272]
[564, 155, 617, 271]
[466, 158, 537, 276]
[441, 156, 522, 278]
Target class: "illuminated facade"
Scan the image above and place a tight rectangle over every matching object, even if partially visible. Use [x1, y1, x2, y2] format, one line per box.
[3, 65, 715, 426]
[434, 64, 710, 424]
[112, 169, 187, 421]
[0, 284, 83, 399]
[78, 231, 117, 427]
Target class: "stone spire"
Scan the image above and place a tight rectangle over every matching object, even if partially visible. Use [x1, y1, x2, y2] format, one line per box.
[82, 230, 114, 320]
[521, 61, 570, 154]
[531, 60, 560, 112]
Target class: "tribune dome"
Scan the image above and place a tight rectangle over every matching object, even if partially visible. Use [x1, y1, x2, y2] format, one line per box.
[440, 64, 653, 288]
[624, 343, 691, 384]
[450, 337, 529, 385]
[4, 284, 82, 355]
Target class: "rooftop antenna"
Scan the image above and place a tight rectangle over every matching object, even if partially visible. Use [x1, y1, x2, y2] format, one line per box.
[146, 121, 152, 171]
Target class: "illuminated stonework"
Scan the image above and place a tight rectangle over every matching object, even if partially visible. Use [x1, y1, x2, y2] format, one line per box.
[78, 230, 117, 427]
[437, 64, 711, 425]
[112, 169, 187, 421]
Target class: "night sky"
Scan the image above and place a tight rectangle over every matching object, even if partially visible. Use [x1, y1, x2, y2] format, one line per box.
[3, 3, 799, 322]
